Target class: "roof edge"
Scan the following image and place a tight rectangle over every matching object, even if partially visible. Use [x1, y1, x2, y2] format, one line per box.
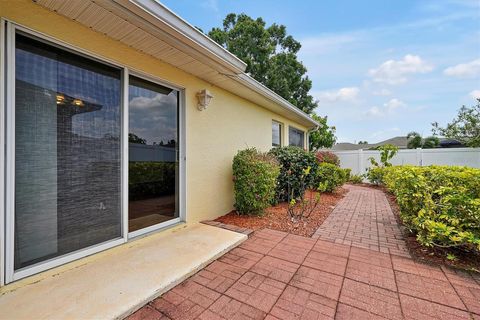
[235, 74, 319, 128]
[128, 0, 247, 72]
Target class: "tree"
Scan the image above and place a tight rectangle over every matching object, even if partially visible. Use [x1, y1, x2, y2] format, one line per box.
[208, 13, 317, 114]
[308, 113, 337, 150]
[407, 131, 439, 149]
[422, 136, 440, 149]
[407, 131, 422, 149]
[432, 99, 480, 147]
[129, 133, 146, 144]
[358, 141, 368, 145]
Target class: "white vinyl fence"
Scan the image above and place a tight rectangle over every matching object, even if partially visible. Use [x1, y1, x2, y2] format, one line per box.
[332, 148, 480, 176]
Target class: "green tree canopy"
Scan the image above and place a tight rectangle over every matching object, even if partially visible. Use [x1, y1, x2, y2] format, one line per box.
[407, 131, 422, 149]
[422, 136, 440, 149]
[208, 13, 317, 114]
[407, 131, 439, 149]
[309, 113, 337, 150]
[432, 99, 480, 147]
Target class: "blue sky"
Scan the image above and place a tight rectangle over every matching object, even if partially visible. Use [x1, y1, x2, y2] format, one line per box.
[161, 0, 480, 143]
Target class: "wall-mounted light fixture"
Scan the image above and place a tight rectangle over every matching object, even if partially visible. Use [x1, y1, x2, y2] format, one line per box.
[196, 89, 214, 111]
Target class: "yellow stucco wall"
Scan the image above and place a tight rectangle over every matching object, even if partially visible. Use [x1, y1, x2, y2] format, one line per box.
[1, 0, 309, 223]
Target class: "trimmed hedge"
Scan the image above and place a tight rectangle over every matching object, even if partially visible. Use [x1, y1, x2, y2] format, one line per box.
[314, 162, 348, 192]
[383, 165, 480, 252]
[269, 146, 318, 201]
[233, 148, 280, 214]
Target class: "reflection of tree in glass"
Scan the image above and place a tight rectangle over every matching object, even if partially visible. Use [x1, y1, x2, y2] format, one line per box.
[129, 133, 146, 144]
[155, 139, 176, 148]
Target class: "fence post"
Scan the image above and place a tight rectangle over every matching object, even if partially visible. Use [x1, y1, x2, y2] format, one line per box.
[416, 148, 422, 166]
[358, 149, 364, 175]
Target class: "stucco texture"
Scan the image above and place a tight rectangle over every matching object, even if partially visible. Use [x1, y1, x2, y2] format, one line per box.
[1, 0, 308, 223]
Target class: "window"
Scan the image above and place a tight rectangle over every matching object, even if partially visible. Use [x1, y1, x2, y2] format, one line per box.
[14, 33, 122, 270]
[289, 126, 305, 148]
[272, 121, 282, 147]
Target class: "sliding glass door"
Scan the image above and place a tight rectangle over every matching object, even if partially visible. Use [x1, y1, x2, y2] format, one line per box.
[128, 76, 179, 233]
[4, 24, 184, 283]
[13, 33, 122, 271]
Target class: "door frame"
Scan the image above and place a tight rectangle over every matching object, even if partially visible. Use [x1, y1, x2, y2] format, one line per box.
[2, 20, 187, 284]
[126, 70, 185, 239]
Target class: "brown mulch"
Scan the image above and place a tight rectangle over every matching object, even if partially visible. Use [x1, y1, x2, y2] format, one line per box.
[215, 188, 348, 237]
[377, 185, 480, 273]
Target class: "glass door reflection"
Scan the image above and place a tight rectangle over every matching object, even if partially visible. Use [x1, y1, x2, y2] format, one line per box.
[128, 76, 179, 233]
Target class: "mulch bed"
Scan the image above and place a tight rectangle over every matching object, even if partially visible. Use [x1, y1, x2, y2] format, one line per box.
[214, 188, 348, 237]
[375, 184, 480, 273]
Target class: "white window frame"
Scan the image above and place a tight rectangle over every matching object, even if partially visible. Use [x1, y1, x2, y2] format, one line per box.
[2, 20, 187, 284]
[272, 120, 283, 147]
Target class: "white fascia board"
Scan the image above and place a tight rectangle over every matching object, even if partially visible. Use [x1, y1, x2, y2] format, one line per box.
[124, 0, 247, 73]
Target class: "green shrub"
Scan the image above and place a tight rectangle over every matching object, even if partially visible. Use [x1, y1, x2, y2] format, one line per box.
[314, 162, 347, 192]
[315, 151, 340, 166]
[366, 167, 386, 185]
[343, 168, 352, 181]
[349, 174, 364, 184]
[269, 146, 318, 201]
[232, 148, 280, 214]
[383, 165, 480, 252]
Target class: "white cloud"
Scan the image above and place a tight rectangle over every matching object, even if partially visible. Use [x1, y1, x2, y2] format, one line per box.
[384, 98, 406, 111]
[470, 89, 480, 99]
[315, 87, 360, 103]
[444, 59, 480, 78]
[372, 88, 392, 96]
[365, 98, 406, 117]
[368, 54, 434, 85]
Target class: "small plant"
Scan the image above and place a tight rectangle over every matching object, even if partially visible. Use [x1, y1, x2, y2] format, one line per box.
[446, 253, 457, 261]
[269, 146, 318, 202]
[369, 144, 398, 167]
[315, 151, 340, 166]
[349, 174, 363, 184]
[286, 166, 326, 221]
[367, 144, 398, 184]
[232, 148, 280, 215]
[366, 167, 385, 185]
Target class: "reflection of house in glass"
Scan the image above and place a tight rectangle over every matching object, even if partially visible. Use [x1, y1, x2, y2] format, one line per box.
[15, 80, 121, 269]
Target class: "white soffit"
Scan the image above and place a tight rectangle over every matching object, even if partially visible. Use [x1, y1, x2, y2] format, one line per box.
[33, 0, 318, 128]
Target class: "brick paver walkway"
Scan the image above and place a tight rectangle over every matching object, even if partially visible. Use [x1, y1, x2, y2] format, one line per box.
[128, 186, 480, 320]
[313, 185, 410, 257]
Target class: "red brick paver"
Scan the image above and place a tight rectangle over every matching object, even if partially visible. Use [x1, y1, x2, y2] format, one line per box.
[128, 186, 479, 320]
[313, 185, 410, 257]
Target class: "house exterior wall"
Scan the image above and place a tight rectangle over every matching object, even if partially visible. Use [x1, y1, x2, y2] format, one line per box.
[0, 0, 309, 224]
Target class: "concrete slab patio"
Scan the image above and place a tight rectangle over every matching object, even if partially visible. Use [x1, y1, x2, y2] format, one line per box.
[129, 185, 480, 320]
[0, 224, 246, 320]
